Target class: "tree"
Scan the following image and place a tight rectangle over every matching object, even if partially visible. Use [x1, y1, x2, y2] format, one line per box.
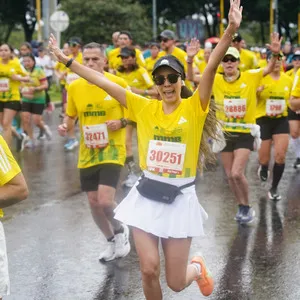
[61, 0, 152, 45]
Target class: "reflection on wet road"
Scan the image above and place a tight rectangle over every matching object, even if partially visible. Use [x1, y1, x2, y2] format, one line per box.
[3, 112, 300, 300]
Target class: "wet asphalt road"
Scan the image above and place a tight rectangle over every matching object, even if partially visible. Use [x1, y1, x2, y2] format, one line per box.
[3, 110, 300, 300]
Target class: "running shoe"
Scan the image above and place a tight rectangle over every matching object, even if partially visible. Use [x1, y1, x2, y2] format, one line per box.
[114, 224, 131, 259]
[122, 172, 139, 188]
[268, 188, 282, 200]
[293, 158, 300, 169]
[64, 138, 79, 151]
[234, 205, 244, 221]
[258, 166, 269, 182]
[99, 240, 116, 262]
[16, 133, 28, 152]
[240, 206, 255, 224]
[25, 139, 34, 149]
[191, 253, 214, 296]
[37, 129, 46, 140]
[44, 125, 52, 140]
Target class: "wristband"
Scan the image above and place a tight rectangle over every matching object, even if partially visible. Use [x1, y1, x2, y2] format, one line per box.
[65, 58, 74, 68]
[120, 118, 128, 128]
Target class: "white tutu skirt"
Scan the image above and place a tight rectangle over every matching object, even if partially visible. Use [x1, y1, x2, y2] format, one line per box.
[114, 171, 208, 239]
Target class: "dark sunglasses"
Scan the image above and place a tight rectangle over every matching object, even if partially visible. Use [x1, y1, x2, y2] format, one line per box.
[153, 73, 181, 85]
[69, 42, 79, 47]
[222, 56, 238, 63]
[293, 56, 300, 61]
[161, 38, 169, 43]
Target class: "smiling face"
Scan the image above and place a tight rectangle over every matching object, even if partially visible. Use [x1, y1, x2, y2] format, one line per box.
[221, 55, 240, 77]
[153, 66, 182, 104]
[0, 44, 12, 60]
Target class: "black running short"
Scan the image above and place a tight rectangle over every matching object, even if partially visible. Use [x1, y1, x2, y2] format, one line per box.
[0, 100, 21, 112]
[256, 116, 290, 140]
[22, 102, 45, 115]
[222, 132, 254, 152]
[79, 163, 122, 192]
[288, 107, 300, 121]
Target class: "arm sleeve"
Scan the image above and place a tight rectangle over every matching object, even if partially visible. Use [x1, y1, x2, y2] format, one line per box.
[291, 71, 300, 98]
[140, 68, 154, 89]
[66, 84, 77, 117]
[126, 90, 149, 122]
[246, 68, 264, 87]
[187, 89, 210, 117]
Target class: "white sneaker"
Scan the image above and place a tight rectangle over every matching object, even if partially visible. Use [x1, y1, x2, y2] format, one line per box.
[122, 172, 139, 188]
[44, 125, 52, 141]
[99, 241, 116, 262]
[114, 224, 131, 259]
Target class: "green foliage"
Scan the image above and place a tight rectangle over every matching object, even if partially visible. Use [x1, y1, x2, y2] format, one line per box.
[61, 0, 152, 45]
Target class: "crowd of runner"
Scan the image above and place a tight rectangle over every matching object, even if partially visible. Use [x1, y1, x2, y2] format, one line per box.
[1, 0, 300, 298]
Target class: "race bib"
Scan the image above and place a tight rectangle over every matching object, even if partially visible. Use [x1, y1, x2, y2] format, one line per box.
[266, 99, 286, 116]
[0, 78, 9, 92]
[21, 87, 34, 99]
[146, 140, 186, 175]
[66, 73, 80, 85]
[224, 98, 246, 119]
[83, 124, 109, 149]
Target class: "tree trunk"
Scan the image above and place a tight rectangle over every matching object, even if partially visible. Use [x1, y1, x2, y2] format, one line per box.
[4, 23, 15, 42]
[22, 16, 36, 42]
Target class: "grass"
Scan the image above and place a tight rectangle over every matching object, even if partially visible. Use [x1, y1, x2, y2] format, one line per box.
[48, 84, 62, 103]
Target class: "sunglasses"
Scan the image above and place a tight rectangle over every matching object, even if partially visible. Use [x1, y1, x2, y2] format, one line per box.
[69, 43, 79, 47]
[293, 57, 300, 61]
[222, 56, 238, 63]
[153, 73, 181, 85]
[161, 38, 169, 43]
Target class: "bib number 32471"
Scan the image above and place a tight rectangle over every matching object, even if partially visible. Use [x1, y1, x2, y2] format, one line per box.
[146, 140, 186, 175]
[83, 124, 108, 149]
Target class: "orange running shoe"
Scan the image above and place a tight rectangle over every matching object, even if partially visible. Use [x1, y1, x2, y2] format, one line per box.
[191, 254, 214, 296]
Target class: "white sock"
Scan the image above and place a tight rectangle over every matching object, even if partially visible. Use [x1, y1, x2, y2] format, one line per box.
[191, 262, 202, 276]
[292, 137, 300, 158]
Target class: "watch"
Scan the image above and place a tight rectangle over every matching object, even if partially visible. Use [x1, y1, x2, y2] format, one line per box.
[120, 118, 128, 128]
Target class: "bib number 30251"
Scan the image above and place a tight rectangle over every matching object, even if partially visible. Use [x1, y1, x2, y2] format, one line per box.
[266, 99, 285, 117]
[224, 98, 246, 119]
[146, 140, 186, 175]
[83, 124, 108, 149]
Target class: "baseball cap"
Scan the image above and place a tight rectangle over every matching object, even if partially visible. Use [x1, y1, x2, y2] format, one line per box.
[68, 37, 82, 46]
[152, 55, 185, 78]
[232, 33, 242, 43]
[158, 30, 176, 41]
[118, 47, 136, 58]
[224, 47, 240, 59]
[292, 50, 300, 59]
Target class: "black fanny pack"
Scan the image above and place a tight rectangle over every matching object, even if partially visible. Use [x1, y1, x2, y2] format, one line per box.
[136, 174, 195, 204]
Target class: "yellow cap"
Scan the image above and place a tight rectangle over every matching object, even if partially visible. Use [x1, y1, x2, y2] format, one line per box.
[224, 47, 240, 59]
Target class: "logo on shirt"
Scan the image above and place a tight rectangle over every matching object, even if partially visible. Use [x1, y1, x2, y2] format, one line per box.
[284, 86, 289, 91]
[132, 79, 139, 83]
[240, 83, 247, 89]
[104, 95, 112, 101]
[178, 116, 187, 124]
[86, 104, 93, 110]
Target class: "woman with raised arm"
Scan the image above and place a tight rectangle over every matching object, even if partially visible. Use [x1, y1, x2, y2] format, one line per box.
[49, 1, 242, 298]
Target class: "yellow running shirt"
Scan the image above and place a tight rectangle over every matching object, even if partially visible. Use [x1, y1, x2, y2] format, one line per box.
[116, 67, 154, 90]
[126, 90, 209, 178]
[286, 68, 297, 83]
[213, 69, 264, 133]
[291, 69, 300, 98]
[54, 61, 68, 86]
[0, 135, 21, 217]
[256, 73, 292, 119]
[65, 52, 83, 89]
[108, 48, 146, 71]
[67, 72, 128, 169]
[145, 54, 163, 76]
[0, 59, 27, 101]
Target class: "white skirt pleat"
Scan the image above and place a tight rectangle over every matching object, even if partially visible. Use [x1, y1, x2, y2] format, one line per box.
[114, 171, 208, 239]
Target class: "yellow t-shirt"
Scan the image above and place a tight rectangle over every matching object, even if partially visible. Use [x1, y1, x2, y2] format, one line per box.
[0, 135, 21, 217]
[256, 73, 292, 119]
[145, 54, 163, 76]
[116, 67, 154, 90]
[126, 89, 209, 178]
[54, 61, 68, 86]
[258, 59, 268, 69]
[291, 69, 300, 98]
[239, 49, 258, 71]
[286, 68, 298, 83]
[0, 59, 27, 102]
[195, 61, 207, 74]
[213, 69, 264, 133]
[65, 52, 83, 89]
[67, 72, 128, 169]
[108, 47, 146, 71]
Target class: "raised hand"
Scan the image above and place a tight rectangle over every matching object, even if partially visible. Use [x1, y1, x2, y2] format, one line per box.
[228, 0, 243, 32]
[48, 34, 68, 63]
[186, 38, 200, 59]
[266, 32, 282, 54]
